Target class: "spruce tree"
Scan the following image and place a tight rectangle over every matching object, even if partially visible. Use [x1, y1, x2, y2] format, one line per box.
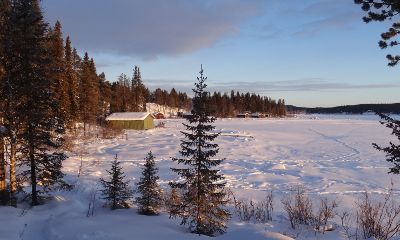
[100, 155, 132, 210]
[166, 186, 183, 219]
[0, 0, 18, 205]
[47, 21, 70, 126]
[373, 114, 400, 174]
[171, 65, 230, 236]
[79, 53, 100, 135]
[131, 66, 146, 112]
[0, 0, 11, 204]
[136, 151, 163, 215]
[64, 36, 80, 126]
[11, 0, 68, 206]
[98, 72, 111, 118]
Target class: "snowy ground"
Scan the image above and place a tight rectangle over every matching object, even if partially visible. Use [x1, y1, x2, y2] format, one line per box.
[1, 114, 398, 240]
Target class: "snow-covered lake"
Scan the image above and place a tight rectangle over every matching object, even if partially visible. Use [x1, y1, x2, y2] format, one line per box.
[1, 115, 398, 240]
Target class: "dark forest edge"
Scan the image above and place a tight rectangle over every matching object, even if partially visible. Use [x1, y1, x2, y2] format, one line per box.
[287, 103, 400, 114]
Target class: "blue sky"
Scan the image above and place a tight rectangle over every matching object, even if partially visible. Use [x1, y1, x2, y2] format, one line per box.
[42, 0, 400, 107]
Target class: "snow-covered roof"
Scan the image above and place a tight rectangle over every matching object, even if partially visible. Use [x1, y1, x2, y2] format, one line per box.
[106, 112, 153, 121]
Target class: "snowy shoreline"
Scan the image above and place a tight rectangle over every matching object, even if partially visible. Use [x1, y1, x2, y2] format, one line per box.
[1, 115, 398, 240]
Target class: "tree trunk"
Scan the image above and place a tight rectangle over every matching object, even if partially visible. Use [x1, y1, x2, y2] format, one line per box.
[0, 136, 5, 192]
[9, 131, 17, 206]
[28, 126, 38, 206]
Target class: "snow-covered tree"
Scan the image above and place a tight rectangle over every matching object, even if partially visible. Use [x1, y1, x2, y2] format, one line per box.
[171, 65, 230, 236]
[100, 155, 132, 210]
[136, 151, 163, 215]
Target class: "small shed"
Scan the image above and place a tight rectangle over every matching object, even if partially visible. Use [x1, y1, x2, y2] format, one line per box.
[106, 112, 155, 130]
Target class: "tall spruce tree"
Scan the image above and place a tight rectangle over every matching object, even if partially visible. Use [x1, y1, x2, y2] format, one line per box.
[100, 155, 132, 210]
[131, 66, 146, 112]
[98, 72, 111, 118]
[170, 65, 230, 236]
[12, 0, 67, 206]
[47, 21, 69, 126]
[79, 53, 100, 135]
[0, 0, 19, 205]
[0, 0, 11, 203]
[64, 36, 80, 126]
[136, 151, 162, 215]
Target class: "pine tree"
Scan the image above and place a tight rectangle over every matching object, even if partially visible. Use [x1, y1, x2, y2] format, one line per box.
[355, 1, 400, 174]
[135, 151, 162, 215]
[355, 0, 400, 66]
[11, 0, 68, 206]
[373, 114, 400, 174]
[171, 65, 230, 236]
[100, 155, 132, 210]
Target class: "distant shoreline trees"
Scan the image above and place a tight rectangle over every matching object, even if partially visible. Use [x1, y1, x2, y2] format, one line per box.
[208, 91, 286, 117]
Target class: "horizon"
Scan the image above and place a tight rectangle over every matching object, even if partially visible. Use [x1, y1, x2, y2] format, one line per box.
[42, 0, 400, 108]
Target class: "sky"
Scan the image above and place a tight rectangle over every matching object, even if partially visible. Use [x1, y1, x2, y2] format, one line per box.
[42, 0, 400, 107]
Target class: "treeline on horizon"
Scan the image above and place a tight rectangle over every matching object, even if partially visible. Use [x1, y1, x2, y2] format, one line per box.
[287, 103, 400, 114]
[208, 92, 287, 117]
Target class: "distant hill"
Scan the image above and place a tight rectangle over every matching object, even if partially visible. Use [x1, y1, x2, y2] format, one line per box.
[287, 103, 400, 114]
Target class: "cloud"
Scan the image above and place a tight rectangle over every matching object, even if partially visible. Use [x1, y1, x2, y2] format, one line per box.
[249, 0, 363, 39]
[42, 0, 265, 60]
[144, 78, 400, 95]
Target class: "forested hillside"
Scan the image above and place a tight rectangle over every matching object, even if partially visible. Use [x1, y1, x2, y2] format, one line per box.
[287, 103, 400, 114]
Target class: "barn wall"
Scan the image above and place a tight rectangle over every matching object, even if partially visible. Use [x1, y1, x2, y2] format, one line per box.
[143, 116, 155, 130]
[108, 120, 144, 130]
[108, 117, 154, 130]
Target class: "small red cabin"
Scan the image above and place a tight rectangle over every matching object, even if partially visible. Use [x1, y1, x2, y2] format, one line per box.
[153, 112, 165, 119]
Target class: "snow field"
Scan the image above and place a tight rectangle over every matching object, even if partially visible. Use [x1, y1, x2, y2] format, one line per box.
[0, 115, 398, 240]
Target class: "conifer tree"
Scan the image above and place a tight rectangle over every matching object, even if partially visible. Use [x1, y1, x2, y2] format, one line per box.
[355, 1, 400, 174]
[47, 21, 69, 125]
[0, 0, 18, 205]
[100, 155, 132, 210]
[64, 36, 80, 126]
[171, 65, 230, 236]
[98, 72, 111, 118]
[136, 151, 162, 215]
[131, 66, 146, 111]
[0, 0, 11, 203]
[355, 0, 400, 66]
[166, 186, 183, 219]
[118, 73, 130, 112]
[373, 114, 400, 174]
[79, 53, 100, 134]
[11, 0, 68, 206]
